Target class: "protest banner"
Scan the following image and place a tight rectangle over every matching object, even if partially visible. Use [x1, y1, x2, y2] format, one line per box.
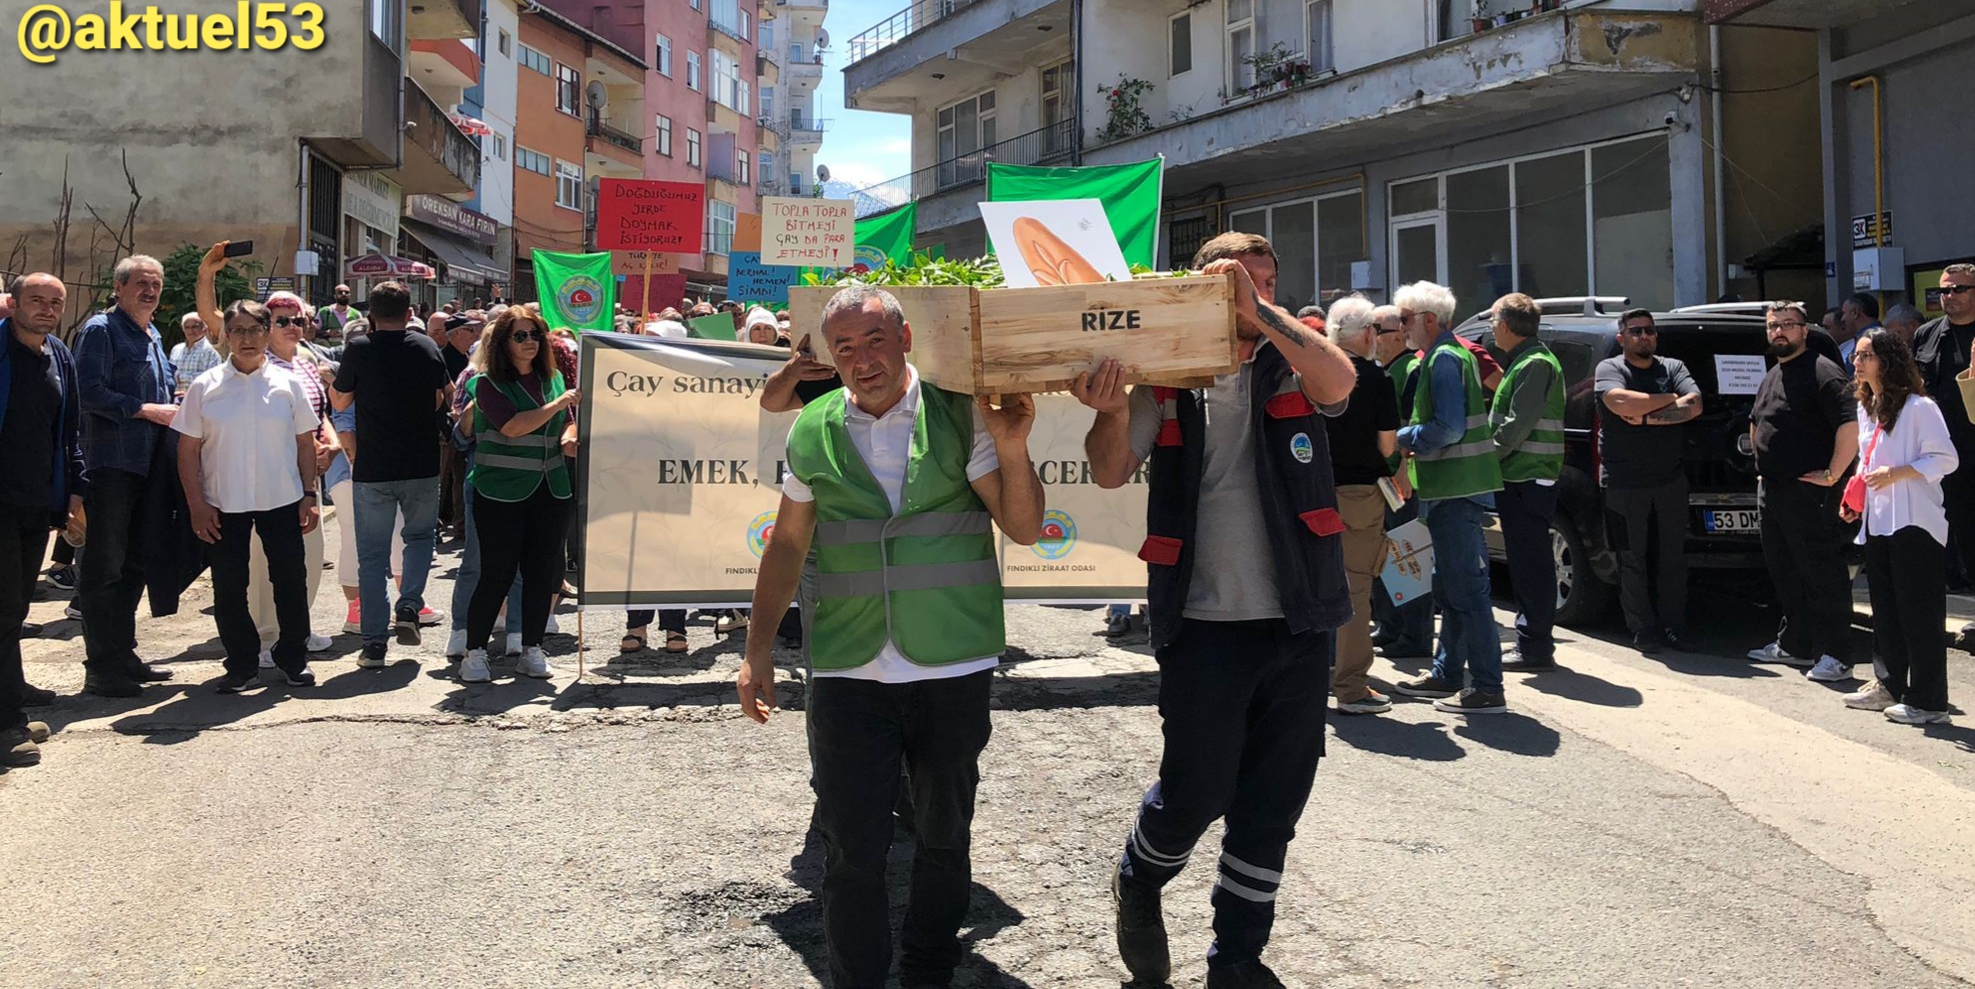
[576, 334, 1148, 607]
[594, 179, 705, 252]
[727, 251, 802, 304]
[762, 197, 856, 267]
[610, 251, 682, 276]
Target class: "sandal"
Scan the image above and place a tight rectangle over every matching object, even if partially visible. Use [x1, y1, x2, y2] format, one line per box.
[665, 631, 688, 654]
[620, 632, 646, 654]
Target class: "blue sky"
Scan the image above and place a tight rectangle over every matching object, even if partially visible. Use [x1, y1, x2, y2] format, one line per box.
[811, 0, 913, 192]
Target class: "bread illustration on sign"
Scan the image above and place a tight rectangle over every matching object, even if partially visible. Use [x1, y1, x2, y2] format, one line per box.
[1012, 216, 1106, 286]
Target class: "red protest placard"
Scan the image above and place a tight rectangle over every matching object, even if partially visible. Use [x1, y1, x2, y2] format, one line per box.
[595, 179, 705, 252]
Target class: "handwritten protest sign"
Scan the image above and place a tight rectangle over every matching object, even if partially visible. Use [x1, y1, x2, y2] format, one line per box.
[761, 197, 854, 267]
[727, 251, 802, 304]
[595, 179, 705, 253]
[610, 250, 681, 276]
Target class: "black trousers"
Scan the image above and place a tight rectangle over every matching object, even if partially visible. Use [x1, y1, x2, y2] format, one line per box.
[1863, 527, 1950, 711]
[1497, 480, 1558, 661]
[1120, 618, 1329, 970]
[626, 609, 686, 633]
[808, 669, 992, 989]
[1758, 479, 1853, 663]
[1605, 477, 1690, 636]
[466, 485, 571, 649]
[209, 502, 310, 677]
[1, 504, 52, 730]
[1940, 468, 1975, 629]
[77, 467, 153, 678]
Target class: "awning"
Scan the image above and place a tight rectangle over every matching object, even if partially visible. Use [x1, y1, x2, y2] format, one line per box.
[402, 219, 507, 287]
[346, 254, 435, 280]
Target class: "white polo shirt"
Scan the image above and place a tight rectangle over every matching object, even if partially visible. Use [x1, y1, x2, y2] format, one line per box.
[173, 358, 321, 513]
[783, 366, 1002, 684]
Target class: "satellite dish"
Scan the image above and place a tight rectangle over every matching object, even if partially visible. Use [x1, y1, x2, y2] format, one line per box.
[816, 27, 830, 47]
[587, 80, 609, 111]
[816, 164, 831, 183]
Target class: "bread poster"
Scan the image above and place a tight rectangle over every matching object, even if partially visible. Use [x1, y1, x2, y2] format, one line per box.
[979, 199, 1133, 288]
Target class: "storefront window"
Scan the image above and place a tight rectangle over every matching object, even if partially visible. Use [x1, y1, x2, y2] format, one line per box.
[1316, 193, 1362, 303]
[1228, 189, 1365, 308]
[1593, 136, 1673, 310]
[1446, 165, 1511, 318]
[1515, 150, 1589, 299]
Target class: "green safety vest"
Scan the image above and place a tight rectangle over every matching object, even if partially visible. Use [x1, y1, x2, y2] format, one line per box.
[784, 384, 1005, 672]
[1493, 345, 1566, 482]
[1387, 353, 1419, 483]
[468, 373, 572, 502]
[1410, 340, 1504, 500]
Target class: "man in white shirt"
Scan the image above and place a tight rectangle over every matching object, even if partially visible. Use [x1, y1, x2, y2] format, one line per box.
[735, 285, 1045, 989]
[170, 312, 222, 396]
[173, 299, 323, 694]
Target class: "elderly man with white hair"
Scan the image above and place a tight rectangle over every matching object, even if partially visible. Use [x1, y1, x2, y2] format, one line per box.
[170, 312, 223, 397]
[1323, 294, 1401, 715]
[1392, 280, 1507, 714]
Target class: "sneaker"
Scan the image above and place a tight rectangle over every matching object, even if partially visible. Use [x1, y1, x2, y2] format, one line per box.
[458, 649, 492, 683]
[505, 632, 524, 657]
[305, 633, 333, 653]
[1501, 651, 1557, 672]
[1434, 687, 1508, 714]
[356, 642, 389, 669]
[1392, 673, 1460, 699]
[215, 672, 259, 694]
[1884, 703, 1951, 725]
[1806, 656, 1854, 682]
[1661, 628, 1698, 653]
[515, 646, 552, 679]
[545, 612, 561, 636]
[46, 565, 77, 590]
[64, 604, 82, 621]
[417, 607, 445, 627]
[2, 727, 39, 768]
[1336, 689, 1393, 715]
[342, 601, 362, 635]
[394, 608, 421, 647]
[1843, 679, 1897, 711]
[1104, 612, 1133, 638]
[1632, 631, 1664, 655]
[446, 629, 468, 660]
[257, 649, 276, 669]
[284, 666, 317, 688]
[1206, 959, 1288, 989]
[1112, 871, 1171, 985]
[1747, 641, 1810, 667]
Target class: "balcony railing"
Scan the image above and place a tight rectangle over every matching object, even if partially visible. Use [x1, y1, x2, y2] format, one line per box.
[711, 8, 749, 41]
[789, 116, 832, 137]
[847, 0, 982, 63]
[587, 117, 643, 155]
[789, 42, 828, 64]
[404, 80, 481, 191]
[850, 119, 1072, 215]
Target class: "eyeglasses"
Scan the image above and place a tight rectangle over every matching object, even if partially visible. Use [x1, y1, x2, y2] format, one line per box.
[1941, 285, 1975, 297]
[1375, 327, 1404, 336]
[511, 329, 545, 343]
[1623, 326, 1658, 336]
[1766, 320, 1806, 330]
[227, 323, 269, 335]
[1853, 350, 1878, 363]
[273, 316, 308, 328]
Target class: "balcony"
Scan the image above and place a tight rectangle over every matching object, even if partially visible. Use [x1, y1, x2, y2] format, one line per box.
[778, 0, 829, 30]
[1705, 0, 1922, 27]
[789, 115, 830, 149]
[1085, 7, 1697, 196]
[408, 0, 480, 41]
[587, 117, 645, 176]
[850, 119, 1071, 228]
[786, 43, 827, 86]
[844, 0, 1069, 112]
[395, 79, 480, 197]
[408, 39, 479, 106]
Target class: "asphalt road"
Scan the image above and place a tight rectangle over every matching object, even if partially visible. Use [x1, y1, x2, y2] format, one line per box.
[3, 517, 1973, 989]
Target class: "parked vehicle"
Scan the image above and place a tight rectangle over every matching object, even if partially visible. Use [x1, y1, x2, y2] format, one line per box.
[1453, 298, 1782, 626]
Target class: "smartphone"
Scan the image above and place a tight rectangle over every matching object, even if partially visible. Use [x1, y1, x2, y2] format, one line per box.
[223, 240, 255, 258]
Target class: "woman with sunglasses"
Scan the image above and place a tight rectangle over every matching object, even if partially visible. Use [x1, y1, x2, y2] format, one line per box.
[176, 276, 322, 694]
[1840, 329, 1958, 725]
[198, 255, 340, 668]
[457, 308, 580, 682]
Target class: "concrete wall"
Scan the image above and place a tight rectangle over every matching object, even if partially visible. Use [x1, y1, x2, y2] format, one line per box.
[0, 0, 374, 312]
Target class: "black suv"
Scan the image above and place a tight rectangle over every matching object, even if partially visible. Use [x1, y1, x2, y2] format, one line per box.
[1453, 298, 1780, 626]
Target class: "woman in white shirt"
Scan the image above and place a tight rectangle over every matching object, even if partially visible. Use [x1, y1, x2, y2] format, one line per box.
[1840, 328, 1958, 724]
[172, 298, 323, 695]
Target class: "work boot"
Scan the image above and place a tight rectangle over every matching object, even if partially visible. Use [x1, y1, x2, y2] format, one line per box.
[1113, 870, 1171, 985]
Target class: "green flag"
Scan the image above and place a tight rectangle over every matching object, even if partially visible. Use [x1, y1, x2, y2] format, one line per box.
[853, 202, 917, 270]
[986, 158, 1165, 268]
[531, 250, 616, 333]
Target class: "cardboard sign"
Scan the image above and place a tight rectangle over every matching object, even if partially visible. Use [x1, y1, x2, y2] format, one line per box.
[689, 312, 737, 341]
[1379, 519, 1433, 607]
[762, 197, 855, 266]
[727, 251, 802, 304]
[595, 179, 706, 252]
[611, 250, 682, 277]
[735, 212, 763, 253]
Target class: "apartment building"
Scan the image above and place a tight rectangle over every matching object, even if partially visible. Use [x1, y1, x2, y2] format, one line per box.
[458, 0, 524, 299]
[0, 0, 486, 317]
[1710, 0, 1975, 313]
[842, 0, 1825, 313]
[778, 0, 833, 197]
[511, 6, 647, 302]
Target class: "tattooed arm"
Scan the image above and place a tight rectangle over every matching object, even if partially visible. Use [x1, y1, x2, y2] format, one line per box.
[1201, 258, 1356, 406]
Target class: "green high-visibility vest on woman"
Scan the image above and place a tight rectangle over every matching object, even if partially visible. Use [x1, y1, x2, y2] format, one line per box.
[1410, 339, 1504, 500]
[784, 384, 1004, 672]
[1493, 345, 1566, 483]
[468, 372, 572, 501]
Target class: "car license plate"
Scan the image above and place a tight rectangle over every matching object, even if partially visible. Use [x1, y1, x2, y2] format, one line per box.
[1704, 509, 1760, 533]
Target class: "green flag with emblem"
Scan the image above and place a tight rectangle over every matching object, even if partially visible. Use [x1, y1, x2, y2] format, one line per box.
[530, 250, 615, 333]
[985, 158, 1165, 269]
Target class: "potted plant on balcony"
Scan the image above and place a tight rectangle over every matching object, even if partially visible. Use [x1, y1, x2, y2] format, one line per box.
[1095, 74, 1155, 143]
[1242, 43, 1295, 97]
[1471, 0, 1491, 33]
